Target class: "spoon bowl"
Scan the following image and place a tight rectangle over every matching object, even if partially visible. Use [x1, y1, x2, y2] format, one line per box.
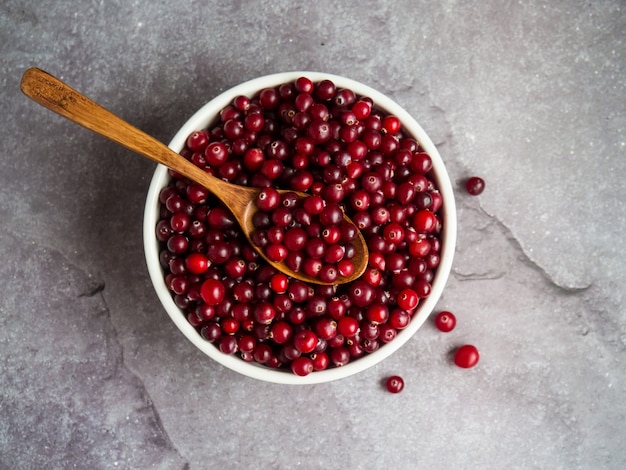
[19, 67, 367, 285]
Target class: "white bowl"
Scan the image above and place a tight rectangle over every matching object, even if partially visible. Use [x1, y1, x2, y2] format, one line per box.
[143, 72, 457, 384]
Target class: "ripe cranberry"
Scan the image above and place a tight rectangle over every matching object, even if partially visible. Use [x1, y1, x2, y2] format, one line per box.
[315, 317, 338, 340]
[270, 321, 293, 344]
[237, 335, 256, 353]
[430, 191, 443, 213]
[295, 76, 314, 93]
[259, 88, 280, 109]
[207, 207, 235, 230]
[255, 187, 281, 211]
[319, 204, 343, 226]
[205, 141, 229, 166]
[351, 100, 371, 120]
[315, 80, 336, 101]
[371, 207, 390, 225]
[349, 281, 375, 307]
[366, 304, 389, 324]
[307, 120, 332, 144]
[311, 352, 329, 371]
[413, 210, 437, 233]
[252, 343, 273, 364]
[396, 288, 419, 311]
[293, 329, 318, 353]
[253, 301, 276, 324]
[200, 279, 225, 305]
[378, 323, 397, 343]
[319, 265, 338, 283]
[206, 240, 232, 264]
[221, 317, 239, 335]
[434, 311, 456, 332]
[383, 222, 405, 244]
[327, 297, 347, 320]
[186, 130, 209, 151]
[305, 295, 327, 317]
[185, 252, 209, 274]
[288, 306, 307, 325]
[389, 309, 410, 329]
[265, 243, 288, 262]
[465, 176, 485, 195]
[243, 148, 265, 171]
[337, 260, 355, 278]
[269, 273, 289, 294]
[385, 375, 404, 393]
[454, 345, 480, 368]
[364, 268, 382, 287]
[271, 207, 293, 227]
[261, 159, 284, 179]
[168, 276, 189, 295]
[337, 316, 359, 338]
[201, 323, 222, 342]
[413, 279, 431, 298]
[291, 356, 314, 376]
[410, 152, 433, 174]
[167, 234, 188, 255]
[382, 115, 401, 134]
[409, 238, 431, 258]
[330, 346, 350, 367]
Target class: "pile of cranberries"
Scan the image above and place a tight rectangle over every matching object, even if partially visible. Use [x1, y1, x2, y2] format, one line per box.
[251, 188, 358, 283]
[156, 76, 445, 376]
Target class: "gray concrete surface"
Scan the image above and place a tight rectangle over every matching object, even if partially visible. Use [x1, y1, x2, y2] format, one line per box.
[1, 1, 624, 468]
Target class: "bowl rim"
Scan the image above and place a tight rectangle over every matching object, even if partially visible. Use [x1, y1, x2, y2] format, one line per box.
[143, 71, 457, 384]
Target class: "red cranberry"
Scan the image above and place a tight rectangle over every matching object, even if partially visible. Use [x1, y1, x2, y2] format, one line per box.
[330, 346, 350, 367]
[200, 279, 225, 305]
[311, 352, 329, 371]
[185, 252, 209, 274]
[434, 311, 456, 332]
[291, 356, 314, 376]
[396, 288, 419, 311]
[389, 309, 410, 329]
[385, 375, 404, 393]
[293, 329, 318, 354]
[378, 323, 397, 343]
[465, 176, 485, 195]
[336, 316, 358, 338]
[256, 187, 281, 211]
[454, 345, 480, 368]
[270, 321, 293, 344]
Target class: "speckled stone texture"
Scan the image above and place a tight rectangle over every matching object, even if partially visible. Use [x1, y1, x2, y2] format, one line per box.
[1, 1, 624, 469]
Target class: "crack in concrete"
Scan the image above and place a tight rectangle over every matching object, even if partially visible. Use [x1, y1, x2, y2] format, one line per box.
[96, 285, 191, 470]
[4, 229, 189, 468]
[78, 281, 106, 297]
[475, 204, 594, 294]
[0, 228, 191, 468]
[451, 269, 508, 281]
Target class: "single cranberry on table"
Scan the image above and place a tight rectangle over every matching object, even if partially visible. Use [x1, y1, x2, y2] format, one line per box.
[385, 375, 405, 393]
[156, 76, 446, 375]
[465, 176, 485, 195]
[454, 344, 480, 368]
[434, 310, 456, 332]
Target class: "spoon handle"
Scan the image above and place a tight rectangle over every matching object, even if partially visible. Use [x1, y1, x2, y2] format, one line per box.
[20, 67, 220, 193]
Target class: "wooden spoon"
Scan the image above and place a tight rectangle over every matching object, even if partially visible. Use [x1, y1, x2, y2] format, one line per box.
[20, 67, 368, 285]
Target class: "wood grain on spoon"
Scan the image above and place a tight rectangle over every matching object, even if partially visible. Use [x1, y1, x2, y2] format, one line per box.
[20, 67, 368, 285]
